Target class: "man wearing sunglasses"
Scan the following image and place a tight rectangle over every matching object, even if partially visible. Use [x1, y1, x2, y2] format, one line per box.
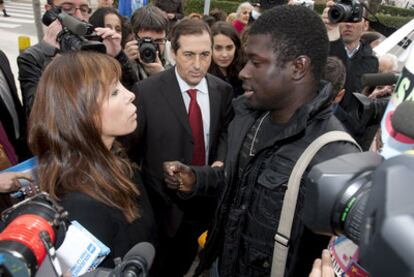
[17, 0, 131, 117]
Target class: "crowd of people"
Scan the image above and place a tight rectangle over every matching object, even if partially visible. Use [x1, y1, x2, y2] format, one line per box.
[0, 0, 401, 276]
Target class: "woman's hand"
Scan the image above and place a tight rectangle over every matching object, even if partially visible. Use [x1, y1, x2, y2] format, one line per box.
[0, 172, 32, 193]
[95, 27, 122, 57]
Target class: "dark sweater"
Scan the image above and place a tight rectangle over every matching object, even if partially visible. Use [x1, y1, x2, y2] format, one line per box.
[60, 176, 156, 268]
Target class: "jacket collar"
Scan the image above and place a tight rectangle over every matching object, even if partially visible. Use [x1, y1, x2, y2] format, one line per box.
[233, 81, 334, 147]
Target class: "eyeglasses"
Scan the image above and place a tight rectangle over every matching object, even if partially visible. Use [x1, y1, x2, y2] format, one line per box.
[153, 38, 167, 45]
[56, 3, 92, 16]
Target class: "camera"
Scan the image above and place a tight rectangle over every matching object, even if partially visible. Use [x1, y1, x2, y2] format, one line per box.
[302, 152, 414, 277]
[138, 37, 159, 64]
[0, 192, 68, 276]
[42, 7, 106, 53]
[328, 0, 364, 23]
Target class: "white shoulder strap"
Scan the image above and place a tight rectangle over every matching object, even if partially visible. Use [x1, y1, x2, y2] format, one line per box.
[271, 131, 361, 277]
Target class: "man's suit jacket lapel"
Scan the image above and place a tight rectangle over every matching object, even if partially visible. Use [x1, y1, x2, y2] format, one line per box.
[206, 74, 220, 152]
[159, 68, 193, 137]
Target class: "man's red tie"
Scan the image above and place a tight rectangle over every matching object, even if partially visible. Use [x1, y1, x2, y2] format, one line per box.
[187, 89, 206, 166]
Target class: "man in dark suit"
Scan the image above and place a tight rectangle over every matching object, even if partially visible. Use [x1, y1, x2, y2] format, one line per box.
[124, 19, 233, 276]
[0, 50, 30, 161]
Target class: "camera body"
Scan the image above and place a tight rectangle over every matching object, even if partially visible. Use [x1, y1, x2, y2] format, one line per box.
[138, 37, 159, 64]
[328, 0, 364, 23]
[42, 7, 106, 53]
[303, 152, 414, 277]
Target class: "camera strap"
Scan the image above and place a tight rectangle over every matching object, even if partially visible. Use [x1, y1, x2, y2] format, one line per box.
[271, 131, 361, 277]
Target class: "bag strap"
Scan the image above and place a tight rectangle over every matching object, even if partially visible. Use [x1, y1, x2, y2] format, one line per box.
[270, 131, 361, 277]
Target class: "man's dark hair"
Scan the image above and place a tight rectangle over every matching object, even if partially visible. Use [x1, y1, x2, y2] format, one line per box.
[209, 8, 227, 22]
[324, 56, 346, 101]
[130, 5, 169, 34]
[202, 15, 217, 27]
[170, 19, 212, 53]
[249, 5, 329, 82]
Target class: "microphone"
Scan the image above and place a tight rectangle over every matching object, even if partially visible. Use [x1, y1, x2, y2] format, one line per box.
[391, 101, 414, 139]
[361, 73, 399, 88]
[80, 242, 155, 277]
[58, 12, 94, 36]
[116, 242, 155, 277]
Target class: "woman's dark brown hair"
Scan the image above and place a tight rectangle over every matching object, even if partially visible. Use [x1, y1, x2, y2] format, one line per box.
[28, 52, 139, 222]
[209, 21, 244, 80]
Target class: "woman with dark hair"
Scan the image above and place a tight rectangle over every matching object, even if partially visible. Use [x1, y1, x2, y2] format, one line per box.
[28, 52, 155, 268]
[209, 21, 245, 97]
[89, 7, 131, 48]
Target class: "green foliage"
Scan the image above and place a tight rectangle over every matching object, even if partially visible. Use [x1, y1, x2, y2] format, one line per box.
[215, 0, 245, 2]
[371, 13, 413, 29]
[314, 3, 325, 14]
[184, 0, 240, 15]
[377, 5, 414, 17]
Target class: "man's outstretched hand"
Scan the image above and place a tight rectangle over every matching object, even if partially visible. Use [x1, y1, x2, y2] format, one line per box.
[163, 161, 196, 193]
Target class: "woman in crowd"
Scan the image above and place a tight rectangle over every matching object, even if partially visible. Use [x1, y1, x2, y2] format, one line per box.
[232, 2, 253, 34]
[89, 8, 137, 90]
[28, 52, 155, 268]
[89, 7, 131, 48]
[209, 21, 244, 97]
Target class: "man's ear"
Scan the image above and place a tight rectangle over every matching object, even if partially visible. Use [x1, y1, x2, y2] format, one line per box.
[291, 55, 310, 81]
[334, 88, 345, 104]
[363, 19, 369, 31]
[171, 50, 176, 61]
[45, 3, 52, 10]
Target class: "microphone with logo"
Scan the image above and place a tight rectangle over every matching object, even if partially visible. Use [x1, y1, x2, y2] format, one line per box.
[81, 242, 155, 277]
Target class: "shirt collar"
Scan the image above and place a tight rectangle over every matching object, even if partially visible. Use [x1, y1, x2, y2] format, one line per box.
[345, 42, 361, 58]
[175, 67, 208, 94]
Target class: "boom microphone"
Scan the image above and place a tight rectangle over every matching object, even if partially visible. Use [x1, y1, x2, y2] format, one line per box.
[391, 101, 414, 139]
[361, 73, 399, 88]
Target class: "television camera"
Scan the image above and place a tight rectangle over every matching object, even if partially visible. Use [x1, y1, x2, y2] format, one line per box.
[303, 101, 414, 277]
[42, 7, 106, 53]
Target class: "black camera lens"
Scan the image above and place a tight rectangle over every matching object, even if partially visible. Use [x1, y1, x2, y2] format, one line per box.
[138, 38, 159, 64]
[332, 172, 373, 243]
[42, 6, 61, 26]
[328, 0, 363, 23]
[328, 4, 352, 23]
[141, 46, 157, 63]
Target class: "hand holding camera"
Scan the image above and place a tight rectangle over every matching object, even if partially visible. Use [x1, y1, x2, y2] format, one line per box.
[94, 27, 122, 57]
[43, 19, 63, 49]
[125, 37, 164, 76]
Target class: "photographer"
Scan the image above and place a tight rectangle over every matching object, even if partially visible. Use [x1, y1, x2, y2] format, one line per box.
[17, 0, 133, 117]
[124, 5, 173, 81]
[322, 0, 378, 112]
